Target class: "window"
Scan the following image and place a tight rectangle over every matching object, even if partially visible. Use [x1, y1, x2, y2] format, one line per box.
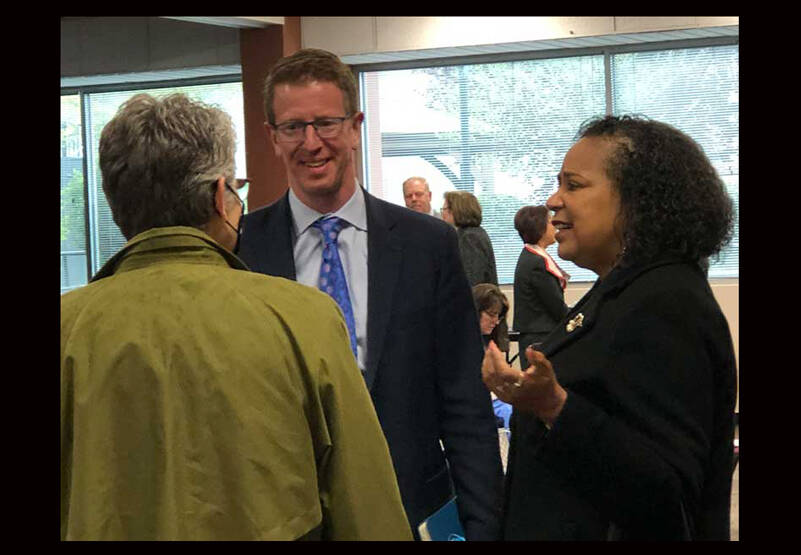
[61, 95, 87, 292]
[60, 81, 245, 294]
[359, 42, 739, 283]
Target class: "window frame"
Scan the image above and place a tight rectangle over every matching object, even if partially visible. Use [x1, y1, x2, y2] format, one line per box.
[351, 35, 739, 283]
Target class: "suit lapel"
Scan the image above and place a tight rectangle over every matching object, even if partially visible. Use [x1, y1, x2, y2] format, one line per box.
[542, 280, 602, 357]
[542, 257, 690, 358]
[253, 193, 296, 280]
[363, 191, 402, 391]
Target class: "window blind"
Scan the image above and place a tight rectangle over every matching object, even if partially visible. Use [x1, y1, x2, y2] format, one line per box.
[360, 44, 739, 283]
[610, 45, 739, 278]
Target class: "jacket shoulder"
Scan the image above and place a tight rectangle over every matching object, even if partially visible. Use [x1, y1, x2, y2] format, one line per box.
[368, 192, 455, 244]
[243, 194, 288, 227]
[516, 249, 546, 272]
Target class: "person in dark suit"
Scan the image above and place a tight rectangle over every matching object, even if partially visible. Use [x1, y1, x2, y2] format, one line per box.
[481, 115, 737, 540]
[512, 205, 569, 369]
[238, 48, 503, 540]
[443, 191, 498, 287]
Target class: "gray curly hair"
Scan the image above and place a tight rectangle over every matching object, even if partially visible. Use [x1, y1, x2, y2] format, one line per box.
[99, 93, 236, 239]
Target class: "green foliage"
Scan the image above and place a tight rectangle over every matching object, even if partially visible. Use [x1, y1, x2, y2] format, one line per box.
[61, 169, 85, 246]
[416, 56, 606, 193]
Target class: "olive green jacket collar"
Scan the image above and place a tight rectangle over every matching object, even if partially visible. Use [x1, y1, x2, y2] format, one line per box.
[90, 226, 249, 282]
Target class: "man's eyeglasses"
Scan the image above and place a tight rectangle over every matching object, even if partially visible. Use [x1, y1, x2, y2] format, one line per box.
[218, 178, 249, 255]
[231, 178, 250, 210]
[271, 115, 352, 143]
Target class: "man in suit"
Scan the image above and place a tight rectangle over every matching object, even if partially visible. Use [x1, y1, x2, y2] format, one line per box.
[239, 48, 503, 540]
[402, 176, 441, 218]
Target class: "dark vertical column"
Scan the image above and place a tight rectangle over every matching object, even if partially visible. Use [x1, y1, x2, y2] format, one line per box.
[239, 18, 301, 210]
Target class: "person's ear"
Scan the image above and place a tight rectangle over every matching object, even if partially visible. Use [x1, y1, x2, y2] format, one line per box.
[265, 122, 283, 157]
[350, 112, 364, 150]
[213, 177, 228, 217]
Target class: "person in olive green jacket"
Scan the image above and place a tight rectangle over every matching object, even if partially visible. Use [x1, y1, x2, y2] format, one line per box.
[60, 93, 412, 541]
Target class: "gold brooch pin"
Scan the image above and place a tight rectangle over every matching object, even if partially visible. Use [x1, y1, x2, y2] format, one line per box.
[566, 313, 584, 333]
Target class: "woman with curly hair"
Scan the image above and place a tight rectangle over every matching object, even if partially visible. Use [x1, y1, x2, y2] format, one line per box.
[482, 115, 736, 540]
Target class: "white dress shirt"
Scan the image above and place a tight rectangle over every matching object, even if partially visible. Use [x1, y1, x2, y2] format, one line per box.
[288, 184, 369, 373]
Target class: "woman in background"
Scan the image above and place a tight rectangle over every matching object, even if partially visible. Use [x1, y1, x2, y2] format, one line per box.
[512, 205, 569, 368]
[482, 115, 737, 540]
[472, 283, 509, 355]
[472, 283, 512, 443]
[443, 191, 498, 286]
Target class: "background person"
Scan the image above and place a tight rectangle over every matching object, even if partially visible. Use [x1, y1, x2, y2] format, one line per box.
[472, 283, 512, 431]
[402, 176, 440, 218]
[512, 205, 569, 369]
[238, 48, 503, 540]
[60, 93, 411, 541]
[481, 114, 737, 540]
[472, 283, 510, 353]
[442, 190, 498, 287]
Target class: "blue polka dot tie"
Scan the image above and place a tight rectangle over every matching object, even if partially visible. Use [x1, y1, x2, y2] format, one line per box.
[311, 216, 358, 359]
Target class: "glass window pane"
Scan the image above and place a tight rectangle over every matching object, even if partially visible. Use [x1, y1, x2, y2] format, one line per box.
[362, 56, 607, 283]
[61, 94, 87, 294]
[83, 82, 246, 274]
[611, 46, 739, 277]
[361, 44, 738, 283]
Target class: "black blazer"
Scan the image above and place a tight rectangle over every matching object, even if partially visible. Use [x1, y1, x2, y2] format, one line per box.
[512, 247, 568, 336]
[504, 258, 737, 540]
[239, 189, 503, 540]
[456, 225, 498, 287]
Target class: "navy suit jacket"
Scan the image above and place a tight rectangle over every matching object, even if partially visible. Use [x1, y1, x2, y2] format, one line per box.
[239, 188, 503, 540]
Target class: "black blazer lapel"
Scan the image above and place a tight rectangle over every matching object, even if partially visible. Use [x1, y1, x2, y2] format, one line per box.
[542, 282, 601, 357]
[542, 257, 691, 358]
[242, 193, 296, 280]
[363, 191, 402, 391]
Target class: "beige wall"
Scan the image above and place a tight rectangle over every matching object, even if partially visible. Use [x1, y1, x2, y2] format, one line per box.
[301, 16, 739, 57]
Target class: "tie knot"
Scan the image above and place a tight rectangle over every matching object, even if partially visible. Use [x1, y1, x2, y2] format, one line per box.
[312, 216, 348, 244]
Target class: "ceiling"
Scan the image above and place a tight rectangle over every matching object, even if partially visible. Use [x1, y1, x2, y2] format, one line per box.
[161, 16, 284, 28]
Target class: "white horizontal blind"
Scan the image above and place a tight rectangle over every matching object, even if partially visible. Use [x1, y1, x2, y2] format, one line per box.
[360, 44, 739, 283]
[362, 56, 606, 283]
[610, 45, 739, 278]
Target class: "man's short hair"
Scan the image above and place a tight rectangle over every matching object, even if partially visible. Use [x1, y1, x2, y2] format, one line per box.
[99, 93, 236, 240]
[402, 176, 430, 192]
[263, 48, 359, 125]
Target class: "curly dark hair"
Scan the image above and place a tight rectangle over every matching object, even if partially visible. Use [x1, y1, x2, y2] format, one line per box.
[514, 205, 549, 245]
[577, 114, 734, 267]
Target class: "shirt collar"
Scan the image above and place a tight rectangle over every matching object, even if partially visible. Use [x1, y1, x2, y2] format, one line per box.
[526, 243, 568, 281]
[288, 181, 368, 237]
[91, 226, 248, 282]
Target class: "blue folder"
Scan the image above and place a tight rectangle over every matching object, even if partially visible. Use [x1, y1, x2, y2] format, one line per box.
[417, 497, 466, 541]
